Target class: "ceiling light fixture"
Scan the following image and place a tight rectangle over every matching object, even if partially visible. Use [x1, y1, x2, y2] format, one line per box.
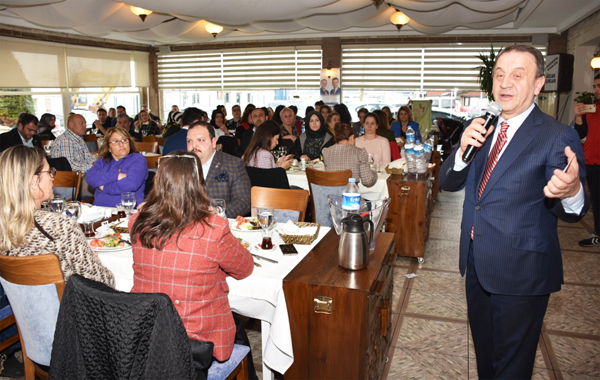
[130, 6, 152, 22]
[389, 10, 410, 31]
[326, 61, 333, 78]
[205, 22, 224, 38]
[592, 43, 600, 70]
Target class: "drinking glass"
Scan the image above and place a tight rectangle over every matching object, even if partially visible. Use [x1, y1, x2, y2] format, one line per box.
[210, 199, 227, 218]
[116, 204, 127, 219]
[258, 208, 275, 250]
[50, 197, 65, 213]
[121, 192, 136, 216]
[82, 221, 96, 238]
[65, 201, 81, 220]
[43, 144, 52, 155]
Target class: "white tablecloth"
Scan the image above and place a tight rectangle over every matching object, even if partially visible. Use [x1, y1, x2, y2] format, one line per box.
[96, 217, 330, 376]
[286, 169, 390, 198]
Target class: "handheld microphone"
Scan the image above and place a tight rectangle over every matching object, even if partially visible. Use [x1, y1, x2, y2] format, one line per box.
[461, 101, 502, 163]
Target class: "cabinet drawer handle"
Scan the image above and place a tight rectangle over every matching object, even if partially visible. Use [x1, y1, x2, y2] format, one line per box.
[314, 296, 332, 314]
[400, 186, 410, 195]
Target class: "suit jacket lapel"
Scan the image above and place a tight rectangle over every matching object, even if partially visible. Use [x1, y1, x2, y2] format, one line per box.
[478, 106, 541, 201]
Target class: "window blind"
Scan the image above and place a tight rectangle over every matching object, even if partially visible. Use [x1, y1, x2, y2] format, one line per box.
[157, 47, 321, 90]
[342, 44, 546, 91]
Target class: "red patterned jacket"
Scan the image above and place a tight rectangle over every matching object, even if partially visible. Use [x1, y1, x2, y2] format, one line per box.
[130, 213, 253, 361]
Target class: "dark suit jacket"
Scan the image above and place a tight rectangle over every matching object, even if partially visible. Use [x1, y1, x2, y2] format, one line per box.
[439, 105, 588, 296]
[320, 88, 329, 96]
[205, 151, 251, 218]
[0, 128, 42, 152]
[162, 128, 188, 156]
[331, 87, 341, 95]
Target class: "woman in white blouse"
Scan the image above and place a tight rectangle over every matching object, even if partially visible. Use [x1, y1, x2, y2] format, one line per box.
[354, 112, 391, 166]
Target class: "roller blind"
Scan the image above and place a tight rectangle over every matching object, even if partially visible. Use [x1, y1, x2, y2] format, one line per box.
[66, 47, 131, 87]
[157, 47, 321, 90]
[342, 43, 546, 91]
[133, 51, 150, 87]
[0, 37, 67, 88]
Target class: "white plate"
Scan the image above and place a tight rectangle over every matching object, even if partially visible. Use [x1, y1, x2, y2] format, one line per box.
[90, 245, 131, 252]
[230, 220, 262, 232]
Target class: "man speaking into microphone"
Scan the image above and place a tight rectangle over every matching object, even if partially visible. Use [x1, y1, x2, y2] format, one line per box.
[439, 45, 588, 379]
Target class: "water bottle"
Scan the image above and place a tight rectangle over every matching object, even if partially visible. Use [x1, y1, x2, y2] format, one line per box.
[342, 178, 361, 212]
[423, 136, 434, 163]
[360, 126, 365, 136]
[405, 140, 415, 174]
[414, 140, 427, 175]
[302, 124, 305, 133]
[406, 126, 415, 144]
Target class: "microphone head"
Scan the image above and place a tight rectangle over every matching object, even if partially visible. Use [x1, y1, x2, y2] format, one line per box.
[486, 101, 502, 116]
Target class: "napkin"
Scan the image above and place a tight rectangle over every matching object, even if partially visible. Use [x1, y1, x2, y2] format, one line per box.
[78, 205, 111, 223]
[278, 221, 318, 236]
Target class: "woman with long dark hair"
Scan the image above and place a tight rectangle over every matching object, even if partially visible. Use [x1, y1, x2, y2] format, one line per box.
[129, 151, 255, 372]
[243, 121, 293, 169]
[38, 113, 56, 140]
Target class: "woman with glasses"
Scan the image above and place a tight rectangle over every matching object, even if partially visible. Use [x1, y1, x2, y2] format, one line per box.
[0, 145, 114, 286]
[129, 151, 256, 378]
[87, 126, 148, 208]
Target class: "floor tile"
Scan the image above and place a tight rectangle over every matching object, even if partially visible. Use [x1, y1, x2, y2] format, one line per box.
[431, 203, 463, 220]
[557, 371, 600, 379]
[408, 269, 465, 297]
[531, 368, 552, 380]
[548, 334, 600, 376]
[563, 250, 600, 285]
[386, 348, 468, 379]
[419, 239, 460, 272]
[545, 284, 600, 335]
[405, 288, 467, 320]
[429, 217, 462, 241]
[562, 252, 584, 284]
[436, 189, 466, 204]
[392, 268, 410, 312]
[588, 287, 600, 308]
[394, 255, 414, 266]
[559, 226, 600, 252]
[394, 317, 468, 356]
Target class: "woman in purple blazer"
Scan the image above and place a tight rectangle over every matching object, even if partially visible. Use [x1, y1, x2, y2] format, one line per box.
[87, 126, 148, 208]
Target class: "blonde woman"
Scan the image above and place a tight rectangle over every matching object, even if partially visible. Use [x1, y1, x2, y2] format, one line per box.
[0, 145, 114, 286]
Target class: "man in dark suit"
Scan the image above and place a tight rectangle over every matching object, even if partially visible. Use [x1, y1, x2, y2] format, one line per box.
[163, 107, 205, 155]
[0, 113, 41, 152]
[187, 121, 251, 218]
[330, 77, 341, 95]
[319, 79, 329, 96]
[439, 45, 588, 379]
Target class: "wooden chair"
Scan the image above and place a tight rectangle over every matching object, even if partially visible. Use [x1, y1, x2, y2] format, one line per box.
[251, 186, 309, 222]
[83, 134, 98, 153]
[53, 170, 82, 201]
[146, 154, 160, 169]
[135, 141, 158, 154]
[0, 254, 65, 380]
[141, 135, 157, 143]
[305, 167, 352, 225]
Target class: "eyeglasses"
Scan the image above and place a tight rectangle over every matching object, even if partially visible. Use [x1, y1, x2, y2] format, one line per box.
[39, 167, 56, 179]
[158, 155, 202, 180]
[109, 138, 128, 145]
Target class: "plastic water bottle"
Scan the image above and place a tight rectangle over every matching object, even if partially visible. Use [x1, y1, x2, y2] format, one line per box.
[302, 124, 306, 133]
[406, 126, 415, 144]
[360, 126, 365, 136]
[342, 178, 361, 211]
[423, 136, 434, 163]
[414, 140, 427, 175]
[405, 140, 415, 174]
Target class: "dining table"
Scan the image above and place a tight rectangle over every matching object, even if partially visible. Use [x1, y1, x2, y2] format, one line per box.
[87, 206, 330, 380]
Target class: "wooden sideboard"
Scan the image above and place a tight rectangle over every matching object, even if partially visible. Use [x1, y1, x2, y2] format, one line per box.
[283, 231, 395, 380]
[385, 173, 433, 261]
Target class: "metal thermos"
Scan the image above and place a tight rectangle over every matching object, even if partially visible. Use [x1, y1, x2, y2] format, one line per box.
[338, 214, 374, 270]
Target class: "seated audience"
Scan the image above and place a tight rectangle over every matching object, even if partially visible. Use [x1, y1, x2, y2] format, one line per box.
[163, 107, 205, 155]
[226, 104, 242, 134]
[235, 104, 255, 144]
[134, 109, 160, 136]
[352, 107, 368, 136]
[296, 111, 334, 161]
[373, 110, 396, 142]
[114, 113, 140, 141]
[334, 103, 352, 125]
[243, 121, 293, 170]
[108, 107, 117, 119]
[382, 106, 396, 124]
[325, 112, 341, 136]
[50, 114, 96, 172]
[355, 112, 391, 166]
[278, 107, 299, 155]
[37, 113, 57, 140]
[86, 127, 148, 208]
[129, 151, 255, 376]
[162, 111, 182, 138]
[133, 105, 160, 124]
[187, 122, 251, 218]
[288, 105, 304, 135]
[210, 109, 229, 138]
[0, 145, 114, 287]
[391, 106, 421, 146]
[110, 105, 134, 129]
[319, 104, 331, 120]
[322, 123, 377, 187]
[0, 113, 42, 152]
[92, 108, 112, 136]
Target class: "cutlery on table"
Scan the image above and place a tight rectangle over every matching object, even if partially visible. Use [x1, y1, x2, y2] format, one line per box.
[254, 262, 262, 268]
[251, 253, 278, 264]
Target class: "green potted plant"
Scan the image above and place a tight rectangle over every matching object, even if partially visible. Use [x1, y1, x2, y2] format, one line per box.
[476, 45, 500, 102]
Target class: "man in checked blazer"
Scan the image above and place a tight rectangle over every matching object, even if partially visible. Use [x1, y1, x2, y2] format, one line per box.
[439, 45, 588, 379]
[187, 121, 251, 218]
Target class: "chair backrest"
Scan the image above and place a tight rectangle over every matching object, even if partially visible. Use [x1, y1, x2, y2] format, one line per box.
[49, 274, 195, 380]
[53, 170, 82, 201]
[157, 137, 166, 155]
[142, 135, 157, 143]
[245, 166, 290, 189]
[0, 254, 64, 367]
[251, 186, 309, 222]
[146, 155, 160, 169]
[305, 168, 351, 225]
[389, 140, 401, 160]
[136, 141, 159, 154]
[83, 134, 98, 153]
